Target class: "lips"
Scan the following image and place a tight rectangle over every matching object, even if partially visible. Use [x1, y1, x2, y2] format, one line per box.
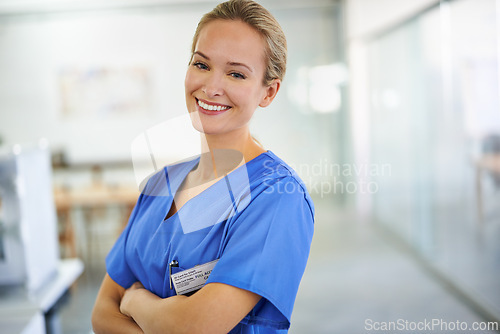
[196, 98, 231, 115]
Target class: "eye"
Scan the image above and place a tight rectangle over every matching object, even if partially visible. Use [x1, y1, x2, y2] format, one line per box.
[230, 72, 246, 80]
[193, 62, 209, 70]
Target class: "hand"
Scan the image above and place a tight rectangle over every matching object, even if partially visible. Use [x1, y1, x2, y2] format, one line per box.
[120, 281, 145, 317]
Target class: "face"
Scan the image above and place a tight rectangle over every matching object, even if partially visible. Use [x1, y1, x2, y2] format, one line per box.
[185, 19, 279, 136]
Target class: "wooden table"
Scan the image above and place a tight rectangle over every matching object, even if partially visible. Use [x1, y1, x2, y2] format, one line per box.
[54, 183, 140, 259]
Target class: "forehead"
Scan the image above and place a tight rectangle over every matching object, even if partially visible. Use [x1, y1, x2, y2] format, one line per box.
[195, 20, 266, 68]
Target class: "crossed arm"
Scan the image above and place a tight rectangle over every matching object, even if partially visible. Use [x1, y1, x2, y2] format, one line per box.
[91, 274, 261, 334]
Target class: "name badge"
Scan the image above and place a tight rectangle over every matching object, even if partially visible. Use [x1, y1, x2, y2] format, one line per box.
[171, 259, 219, 295]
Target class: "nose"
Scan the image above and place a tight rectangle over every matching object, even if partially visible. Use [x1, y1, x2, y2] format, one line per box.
[202, 72, 224, 98]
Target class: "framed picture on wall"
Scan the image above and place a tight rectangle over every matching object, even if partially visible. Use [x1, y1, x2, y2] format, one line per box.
[58, 65, 153, 119]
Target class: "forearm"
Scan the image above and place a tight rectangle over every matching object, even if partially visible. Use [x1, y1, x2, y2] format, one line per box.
[124, 290, 190, 334]
[92, 294, 144, 333]
[121, 283, 259, 334]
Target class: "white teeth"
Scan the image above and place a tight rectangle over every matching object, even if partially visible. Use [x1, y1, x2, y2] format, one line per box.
[197, 99, 229, 112]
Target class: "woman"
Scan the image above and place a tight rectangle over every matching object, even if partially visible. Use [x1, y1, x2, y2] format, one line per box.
[92, 1, 314, 333]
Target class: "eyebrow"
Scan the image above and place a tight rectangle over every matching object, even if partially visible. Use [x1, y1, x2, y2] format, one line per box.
[193, 51, 254, 73]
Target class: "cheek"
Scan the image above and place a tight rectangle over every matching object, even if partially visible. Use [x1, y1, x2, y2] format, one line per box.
[184, 71, 198, 111]
[244, 87, 266, 110]
[230, 85, 263, 109]
[184, 69, 200, 93]
[184, 72, 193, 93]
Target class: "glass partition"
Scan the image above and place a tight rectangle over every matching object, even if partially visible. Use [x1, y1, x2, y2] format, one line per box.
[367, 0, 500, 318]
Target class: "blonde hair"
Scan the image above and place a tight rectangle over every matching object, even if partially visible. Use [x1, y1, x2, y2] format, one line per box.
[190, 0, 287, 86]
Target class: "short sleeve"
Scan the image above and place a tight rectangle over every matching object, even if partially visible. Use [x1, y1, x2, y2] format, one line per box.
[206, 175, 315, 330]
[105, 193, 143, 288]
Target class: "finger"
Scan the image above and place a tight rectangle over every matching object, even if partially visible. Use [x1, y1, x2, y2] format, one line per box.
[131, 281, 144, 290]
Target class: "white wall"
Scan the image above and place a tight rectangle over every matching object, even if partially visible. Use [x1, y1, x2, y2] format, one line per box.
[0, 1, 343, 198]
[346, 0, 439, 39]
[0, 8, 211, 163]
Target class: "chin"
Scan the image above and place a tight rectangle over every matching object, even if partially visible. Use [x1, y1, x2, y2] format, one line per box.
[188, 114, 217, 135]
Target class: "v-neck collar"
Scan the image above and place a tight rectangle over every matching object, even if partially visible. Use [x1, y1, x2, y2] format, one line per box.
[162, 151, 274, 223]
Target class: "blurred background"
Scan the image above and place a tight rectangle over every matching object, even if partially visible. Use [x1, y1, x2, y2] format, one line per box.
[0, 0, 499, 333]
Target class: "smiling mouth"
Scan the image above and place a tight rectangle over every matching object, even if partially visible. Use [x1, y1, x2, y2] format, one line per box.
[196, 98, 231, 112]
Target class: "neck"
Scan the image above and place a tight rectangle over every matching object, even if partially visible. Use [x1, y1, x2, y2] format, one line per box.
[194, 126, 265, 181]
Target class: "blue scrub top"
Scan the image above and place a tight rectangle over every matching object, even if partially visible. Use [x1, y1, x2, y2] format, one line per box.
[106, 151, 315, 333]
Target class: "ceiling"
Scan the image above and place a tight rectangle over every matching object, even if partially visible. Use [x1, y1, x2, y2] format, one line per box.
[0, 0, 338, 16]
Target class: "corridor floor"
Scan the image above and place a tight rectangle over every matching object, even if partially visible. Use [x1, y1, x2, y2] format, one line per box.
[59, 197, 498, 333]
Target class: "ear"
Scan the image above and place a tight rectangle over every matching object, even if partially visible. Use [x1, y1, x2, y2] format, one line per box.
[259, 79, 281, 108]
